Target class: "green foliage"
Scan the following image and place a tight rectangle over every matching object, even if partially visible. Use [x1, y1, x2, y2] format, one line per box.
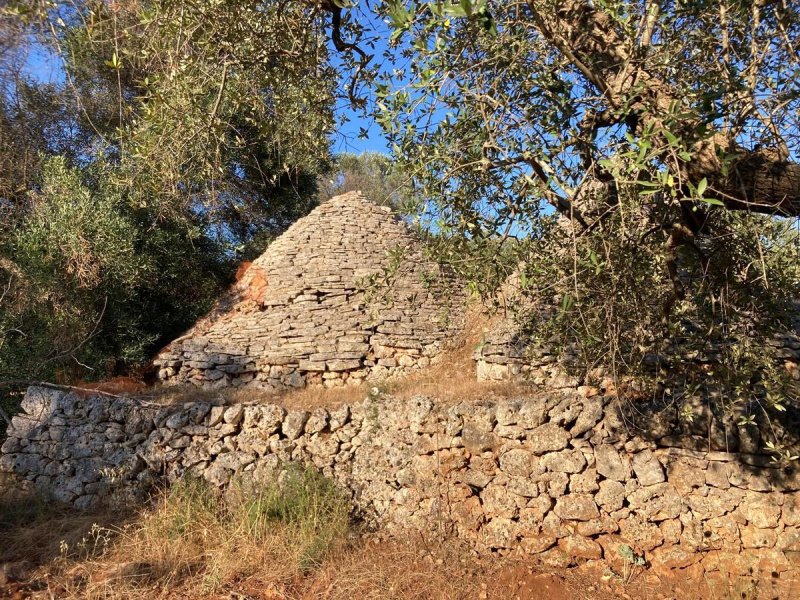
[1, 156, 230, 382]
[59, 0, 335, 243]
[318, 151, 410, 209]
[162, 467, 351, 572]
[370, 0, 800, 400]
[372, 0, 799, 256]
[506, 186, 800, 457]
[0, 0, 339, 387]
[17, 157, 144, 291]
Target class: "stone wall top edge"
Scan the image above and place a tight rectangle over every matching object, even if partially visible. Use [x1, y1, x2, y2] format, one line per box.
[10, 385, 792, 470]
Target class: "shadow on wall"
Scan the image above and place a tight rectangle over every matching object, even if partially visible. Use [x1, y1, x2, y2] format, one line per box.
[476, 322, 800, 479]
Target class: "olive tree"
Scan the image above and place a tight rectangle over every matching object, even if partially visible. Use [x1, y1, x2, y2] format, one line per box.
[350, 1, 800, 439]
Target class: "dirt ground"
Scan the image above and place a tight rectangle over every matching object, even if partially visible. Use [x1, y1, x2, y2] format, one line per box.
[2, 538, 795, 600]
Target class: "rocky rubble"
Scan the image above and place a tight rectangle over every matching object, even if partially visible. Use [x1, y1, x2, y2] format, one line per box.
[153, 192, 465, 390]
[2, 385, 800, 588]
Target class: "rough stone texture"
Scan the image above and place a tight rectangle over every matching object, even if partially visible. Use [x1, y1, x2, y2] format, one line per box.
[153, 192, 465, 390]
[3, 385, 800, 589]
[475, 296, 800, 387]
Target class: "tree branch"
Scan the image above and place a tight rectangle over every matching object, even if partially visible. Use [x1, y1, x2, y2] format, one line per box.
[526, 0, 800, 218]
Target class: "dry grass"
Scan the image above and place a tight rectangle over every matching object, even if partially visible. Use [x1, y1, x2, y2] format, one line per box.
[1, 472, 492, 600]
[0, 492, 121, 568]
[1, 467, 350, 599]
[300, 536, 483, 600]
[2, 480, 676, 600]
[139, 303, 533, 411]
[1, 487, 487, 600]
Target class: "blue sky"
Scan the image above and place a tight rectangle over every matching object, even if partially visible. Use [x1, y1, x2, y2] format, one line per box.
[332, 102, 389, 155]
[329, 5, 393, 156]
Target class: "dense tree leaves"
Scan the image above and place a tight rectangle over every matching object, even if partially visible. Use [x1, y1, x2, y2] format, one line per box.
[372, 0, 800, 235]
[360, 1, 800, 403]
[0, 0, 338, 382]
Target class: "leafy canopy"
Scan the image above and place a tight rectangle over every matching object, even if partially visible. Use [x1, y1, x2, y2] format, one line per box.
[0, 0, 339, 383]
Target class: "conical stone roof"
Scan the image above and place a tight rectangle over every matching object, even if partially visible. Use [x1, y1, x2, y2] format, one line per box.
[154, 192, 465, 389]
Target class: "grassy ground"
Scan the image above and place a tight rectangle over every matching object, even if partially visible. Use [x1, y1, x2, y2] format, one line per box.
[0, 468, 632, 600]
[2, 468, 785, 599]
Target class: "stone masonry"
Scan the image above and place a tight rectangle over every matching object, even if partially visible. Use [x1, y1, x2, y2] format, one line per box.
[2, 386, 800, 592]
[475, 301, 800, 383]
[154, 192, 465, 390]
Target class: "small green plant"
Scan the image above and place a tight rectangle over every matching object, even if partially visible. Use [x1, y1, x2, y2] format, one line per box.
[764, 440, 800, 465]
[418, 269, 437, 289]
[617, 544, 646, 584]
[678, 403, 696, 424]
[230, 465, 351, 571]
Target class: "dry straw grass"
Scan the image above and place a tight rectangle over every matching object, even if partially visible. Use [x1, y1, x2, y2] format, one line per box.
[1, 472, 491, 600]
[0, 491, 119, 568]
[8, 467, 347, 599]
[301, 537, 483, 600]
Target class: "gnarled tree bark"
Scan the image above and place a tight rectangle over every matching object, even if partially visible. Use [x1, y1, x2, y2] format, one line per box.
[529, 0, 800, 217]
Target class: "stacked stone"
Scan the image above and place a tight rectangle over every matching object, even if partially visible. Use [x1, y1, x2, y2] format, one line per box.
[3, 385, 800, 593]
[154, 192, 465, 389]
[476, 300, 800, 383]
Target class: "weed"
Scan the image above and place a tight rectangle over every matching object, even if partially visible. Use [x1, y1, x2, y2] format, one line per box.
[616, 544, 646, 584]
[40, 466, 352, 597]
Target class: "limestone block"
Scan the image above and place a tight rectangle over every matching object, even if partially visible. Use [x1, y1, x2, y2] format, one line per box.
[685, 487, 741, 520]
[667, 459, 708, 494]
[553, 494, 599, 521]
[627, 483, 682, 521]
[570, 398, 603, 436]
[499, 449, 536, 478]
[569, 469, 599, 494]
[705, 460, 730, 489]
[282, 411, 309, 440]
[21, 387, 62, 417]
[650, 544, 701, 570]
[739, 524, 778, 549]
[223, 405, 244, 425]
[618, 514, 664, 552]
[481, 517, 517, 549]
[631, 449, 665, 486]
[298, 360, 326, 372]
[558, 535, 602, 560]
[305, 409, 329, 435]
[476, 361, 509, 381]
[737, 492, 781, 528]
[595, 479, 625, 512]
[594, 445, 631, 481]
[542, 449, 586, 474]
[526, 423, 570, 455]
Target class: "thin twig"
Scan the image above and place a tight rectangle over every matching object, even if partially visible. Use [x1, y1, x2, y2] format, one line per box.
[0, 380, 125, 399]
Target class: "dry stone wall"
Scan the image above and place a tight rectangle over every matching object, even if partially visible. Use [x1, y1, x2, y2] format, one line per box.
[3, 386, 800, 589]
[475, 306, 800, 383]
[154, 192, 464, 390]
